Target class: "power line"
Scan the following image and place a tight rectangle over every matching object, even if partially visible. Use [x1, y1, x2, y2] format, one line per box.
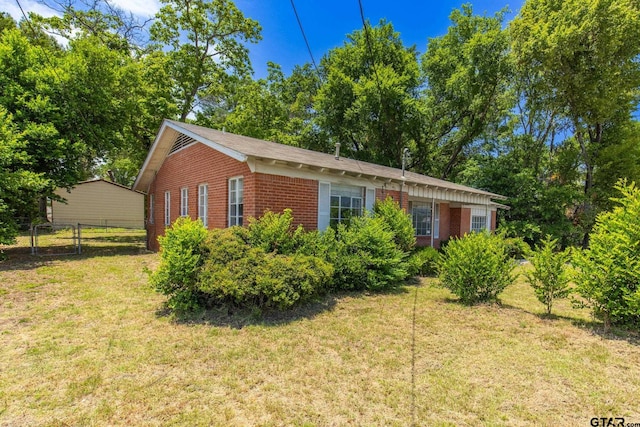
[357, 0, 386, 136]
[289, 0, 321, 81]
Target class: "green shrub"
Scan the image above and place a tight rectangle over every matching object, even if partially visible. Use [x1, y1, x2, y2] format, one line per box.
[572, 180, 640, 329]
[408, 246, 439, 277]
[373, 197, 416, 252]
[197, 227, 332, 310]
[247, 209, 304, 254]
[327, 215, 409, 291]
[149, 217, 208, 311]
[503, 236, 531, 259]
[437, 232, 516, 304]
[524, 236, 571, 315]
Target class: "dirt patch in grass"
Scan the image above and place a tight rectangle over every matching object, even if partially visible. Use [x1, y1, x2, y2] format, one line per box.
[1, 236, 639, 425]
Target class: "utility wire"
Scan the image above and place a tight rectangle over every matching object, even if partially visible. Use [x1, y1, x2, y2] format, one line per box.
[357, 0, 384, 102]
[290, 0, 322, 82]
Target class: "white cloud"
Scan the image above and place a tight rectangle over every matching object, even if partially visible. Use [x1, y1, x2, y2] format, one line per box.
[0, 0, 61, 21]
[108, 0, 161, 18]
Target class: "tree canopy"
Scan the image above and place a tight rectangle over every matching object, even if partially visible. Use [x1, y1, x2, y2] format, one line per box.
[1, 0, 639, 248]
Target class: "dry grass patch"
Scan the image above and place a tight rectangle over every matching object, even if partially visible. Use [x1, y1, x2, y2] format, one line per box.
[1, 234, 639, 426]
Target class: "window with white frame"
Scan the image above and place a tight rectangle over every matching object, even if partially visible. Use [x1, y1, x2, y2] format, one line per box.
[228, 177, 243, 226]
[411, 202, 432, 236]
[470, 207, 488, 232]
[410, 202, 440, 237]
[180, 187, 188, 217]
[330, 184, 363, 226]
[164, 191, 170, 226]
[149, 194, 154, 224]
[198, 184, 208, 227]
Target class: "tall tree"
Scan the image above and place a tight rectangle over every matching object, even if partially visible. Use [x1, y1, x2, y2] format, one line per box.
[150, 0, 261, 121]
[0, 107, 49, 244]
[420, 4, 513, 180]
[314, 20, 423, 167]
[510, 0, 640, 246]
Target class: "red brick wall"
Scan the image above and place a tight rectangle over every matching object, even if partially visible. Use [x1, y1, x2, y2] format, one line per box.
[147, 143, 252, 251]
[375, 188, 409, 211]
[438, 202, 451, 245]
[460, 208, 471, 236]
[449, 207, 461, 238]
[253, 173, 318, 230]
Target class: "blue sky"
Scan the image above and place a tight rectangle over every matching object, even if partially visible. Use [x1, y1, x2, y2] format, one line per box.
[237, 0, 524, 79]
[3, 0, 524, 79]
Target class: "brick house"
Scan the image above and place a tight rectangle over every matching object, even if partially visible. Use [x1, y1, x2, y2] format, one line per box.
[133, 120, 507, 251]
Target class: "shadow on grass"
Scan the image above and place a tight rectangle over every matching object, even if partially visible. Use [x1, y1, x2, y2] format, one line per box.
[0, 244, 151, 272]
[157, 294, 340, 329]
[156, 283, 416, 329]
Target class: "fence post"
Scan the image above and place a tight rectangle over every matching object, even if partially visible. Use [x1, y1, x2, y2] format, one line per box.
[78, 223, 82, 255]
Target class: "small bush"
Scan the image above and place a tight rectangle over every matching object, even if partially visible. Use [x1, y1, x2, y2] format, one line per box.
[149, 217, 208, 311]
[437, 232, 516, 304]
[408, 246, 439, 277]
[572, 180, 640, 329]
[524, 236, 571, 315]
[503, 236, 531, 259]
[327, 215, 409, 291]
[373, 197, 416, 252]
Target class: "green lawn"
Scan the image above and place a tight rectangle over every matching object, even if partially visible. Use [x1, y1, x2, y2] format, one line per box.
[1, 234, 639, 426]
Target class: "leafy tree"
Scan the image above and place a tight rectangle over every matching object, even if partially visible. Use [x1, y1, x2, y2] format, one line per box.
[524, 236, 571, 315]
[573, 180, 640, 330]
[314, 20, 423, 167]
[0, 107, 49, 245]
[199, 62, 322, 148]
[511, 0, 640, 247]
[150, 0, 261, 121]
[421, 4, 513, 179]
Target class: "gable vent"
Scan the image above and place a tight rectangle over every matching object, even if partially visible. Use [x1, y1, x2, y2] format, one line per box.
[168, 133, 196, 155]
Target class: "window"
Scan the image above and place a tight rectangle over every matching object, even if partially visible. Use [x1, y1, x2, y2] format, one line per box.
[180, 187, 188, 217]
[411, 202, 440, 237]
[164, 191, 170, 226]
[330, 184, 363, 226]
[149, 194, 154, 225]
[470, 207, 488, 232]
[411, 202, 432, 236]
[198, 184, 208, 227]
[228, 177, 244, 226]
[471, 215, 487, 232]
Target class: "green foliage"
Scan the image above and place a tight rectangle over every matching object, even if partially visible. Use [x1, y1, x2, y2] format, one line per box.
[150, 0, 261, 121]
[246, 208, 304, 254]
[524, 236, 571, 315]
[437, 232, 516, 304]
[572, 181, 640, 328]
[197, 226, 332, 310]
[421, 4, 512, 179]
[326, 216, 409, 291]
[149, 217, 208, 311]
[0, 107, 49, 245]
[407, 246, 439, 277]
[373, 197, 416, 252]
[502, 236, 531, 260]
[315, 20, 423, 167]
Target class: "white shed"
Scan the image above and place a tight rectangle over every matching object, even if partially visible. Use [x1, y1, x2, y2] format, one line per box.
[51, 179, 144, 228]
